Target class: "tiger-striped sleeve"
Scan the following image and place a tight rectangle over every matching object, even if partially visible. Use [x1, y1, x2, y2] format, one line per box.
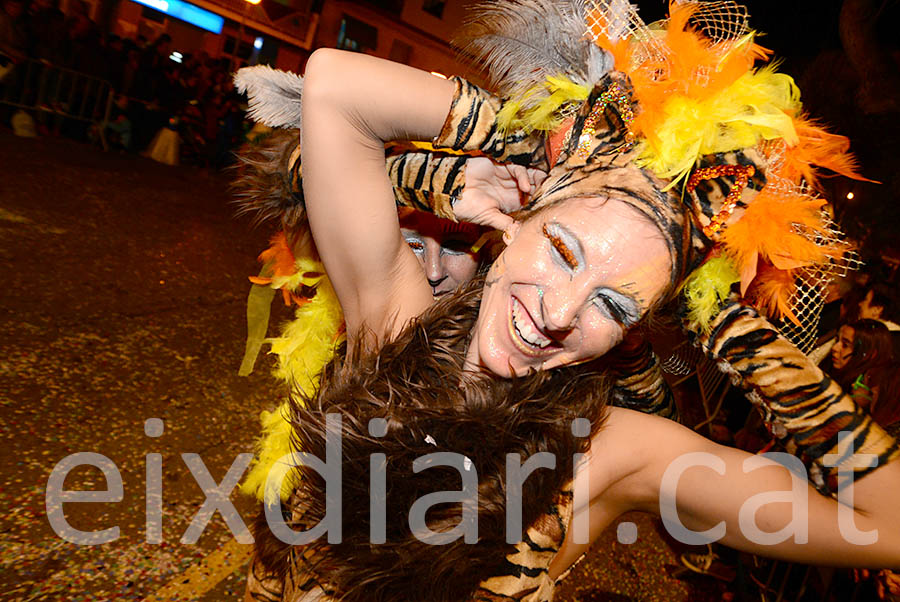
[695, 301, 900, 495]
[273, 140, 466, 222]
[609, 335, 679, 422]
[472, 485, 572, 601]
[433, 77, 547, 169]
[385, 150, 467, 221]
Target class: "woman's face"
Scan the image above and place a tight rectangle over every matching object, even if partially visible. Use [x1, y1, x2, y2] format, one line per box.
[831, 325, 855, 370]
[400, 211, 482, 298]
[467, 197, 672, 377]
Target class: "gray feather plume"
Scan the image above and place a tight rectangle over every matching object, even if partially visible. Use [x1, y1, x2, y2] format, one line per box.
[234, 65, 305, 130]
[455, 0, 614, 102]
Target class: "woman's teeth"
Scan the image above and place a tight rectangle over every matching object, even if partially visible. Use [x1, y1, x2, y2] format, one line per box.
[512, 299, 552, 349]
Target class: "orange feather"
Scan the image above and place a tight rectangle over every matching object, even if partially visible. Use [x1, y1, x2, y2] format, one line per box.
[258, 231, 297, 280]
[597, 2, 771, 147]
[720, 190, 838, 294]
[248, 231, 308, 306]
[779, 117, 872, 186]
[746, 261, 799, 324]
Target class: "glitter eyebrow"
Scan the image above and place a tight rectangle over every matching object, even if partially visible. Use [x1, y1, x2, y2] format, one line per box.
[542, 222, 584, 271]
[594, 287, 642, 327]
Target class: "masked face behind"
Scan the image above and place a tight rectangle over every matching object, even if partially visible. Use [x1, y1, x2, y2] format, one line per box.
[399, 209, 485, 298]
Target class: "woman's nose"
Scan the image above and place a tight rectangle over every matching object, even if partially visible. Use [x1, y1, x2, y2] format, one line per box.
[540, 285, 583, 334]
[424, 244, 444, 284]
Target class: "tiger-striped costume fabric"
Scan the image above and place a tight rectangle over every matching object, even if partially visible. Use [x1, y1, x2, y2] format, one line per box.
[695, 301, 900, 495]
[433, 76, 547, 168]
[385, 150, 467, 221]
[608, 335, 679, 422]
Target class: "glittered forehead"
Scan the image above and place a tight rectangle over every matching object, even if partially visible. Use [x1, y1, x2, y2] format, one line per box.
[520, 161, 691, 289]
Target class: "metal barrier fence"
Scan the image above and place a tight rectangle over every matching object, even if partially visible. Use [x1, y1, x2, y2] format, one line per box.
[0, 58, 114, 149]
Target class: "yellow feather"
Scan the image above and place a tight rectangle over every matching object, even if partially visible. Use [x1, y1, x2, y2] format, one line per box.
[499, 76, 590, 134]
[241, 264, 345, 504]
[682, 255, 740, 334]
[638, 67, 800, 184]
[497, 98, 523, 133]
[240, 401, 296, 503]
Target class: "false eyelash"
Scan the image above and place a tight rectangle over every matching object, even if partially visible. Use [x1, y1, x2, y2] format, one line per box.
[542, 224, 578, 269]
[595, 296, 626, 325]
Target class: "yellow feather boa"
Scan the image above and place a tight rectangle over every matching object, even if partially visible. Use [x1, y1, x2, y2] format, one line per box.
[241, 259, 345, 504]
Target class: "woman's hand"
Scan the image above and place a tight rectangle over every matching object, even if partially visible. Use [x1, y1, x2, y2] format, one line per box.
[454, 157, 547, 231]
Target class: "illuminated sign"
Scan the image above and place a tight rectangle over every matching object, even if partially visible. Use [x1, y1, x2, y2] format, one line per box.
[130, 0, 224, 33]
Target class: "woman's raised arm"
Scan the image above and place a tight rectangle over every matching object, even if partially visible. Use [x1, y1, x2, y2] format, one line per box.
[300, 50, 454, 339]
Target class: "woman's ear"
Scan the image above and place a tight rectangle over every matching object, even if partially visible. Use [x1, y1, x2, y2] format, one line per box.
[502, 222, 521, 246]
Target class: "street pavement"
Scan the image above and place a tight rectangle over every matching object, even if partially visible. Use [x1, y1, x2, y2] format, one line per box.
[0, 130, 722, 601]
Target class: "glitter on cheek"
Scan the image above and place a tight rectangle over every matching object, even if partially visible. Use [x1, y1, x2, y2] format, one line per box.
[505, 233, 559, 286]
[575, 312, 623, 362]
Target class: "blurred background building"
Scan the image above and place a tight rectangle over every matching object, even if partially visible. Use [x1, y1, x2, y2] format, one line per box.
[103, 0, 473, 74]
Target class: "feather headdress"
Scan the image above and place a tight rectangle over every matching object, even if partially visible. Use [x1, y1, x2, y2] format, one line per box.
[460, 0, 863, 342]
[457, 0, 614, 133]
[591, 0, 863, 334]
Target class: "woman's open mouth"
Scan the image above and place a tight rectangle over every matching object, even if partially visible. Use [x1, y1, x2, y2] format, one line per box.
[509, 296, 555, 356]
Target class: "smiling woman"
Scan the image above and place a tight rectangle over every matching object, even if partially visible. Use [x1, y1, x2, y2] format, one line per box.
[469, 197, 672, 376]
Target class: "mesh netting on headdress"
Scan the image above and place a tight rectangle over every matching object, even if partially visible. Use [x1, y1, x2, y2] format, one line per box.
[585, 0, 664, 65]
[759, 138, 862, 351]
[775, 215, 862, 353]
[585, 0, 654, 44]
[681, 1, 749, 42]
[586, 0, 752, 79]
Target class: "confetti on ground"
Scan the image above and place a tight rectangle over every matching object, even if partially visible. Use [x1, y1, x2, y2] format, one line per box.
[143, 540, 252, 601]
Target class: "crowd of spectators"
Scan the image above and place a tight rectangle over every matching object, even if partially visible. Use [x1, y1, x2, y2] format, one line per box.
[812, 274, 900, 436]
[1, 0, 246, 167]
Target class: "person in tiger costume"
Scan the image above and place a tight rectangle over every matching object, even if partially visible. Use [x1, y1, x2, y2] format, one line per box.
[233, 1, 900, 600]
[233, 136, 678, 514]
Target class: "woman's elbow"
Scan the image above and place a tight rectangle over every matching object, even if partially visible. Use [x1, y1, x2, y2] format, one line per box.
[302, 48, 349, 110]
